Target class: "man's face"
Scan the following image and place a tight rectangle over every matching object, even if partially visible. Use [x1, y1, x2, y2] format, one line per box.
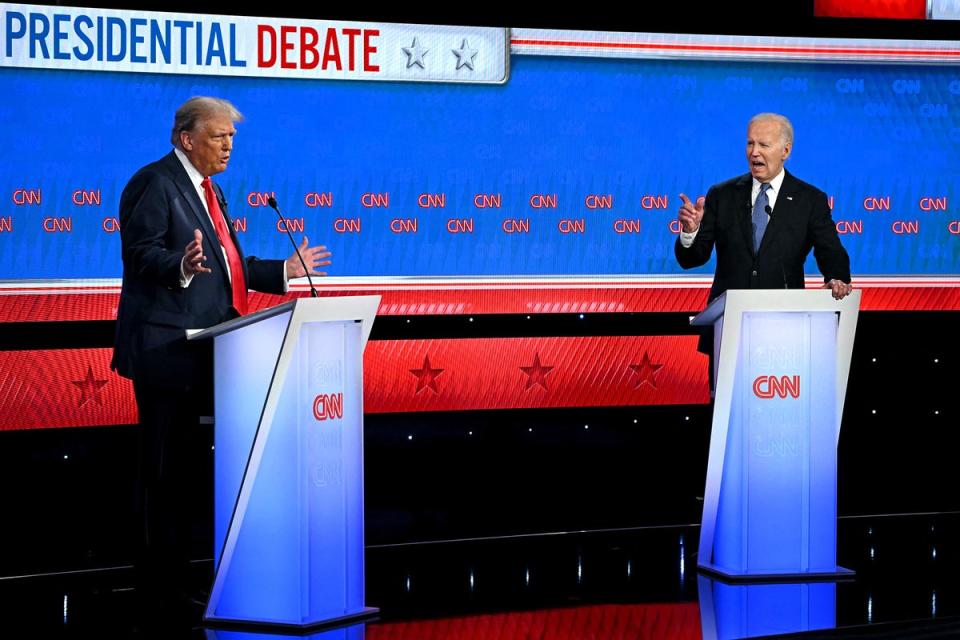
[746, 119, 790, 183]
[181, 114, 236, 177]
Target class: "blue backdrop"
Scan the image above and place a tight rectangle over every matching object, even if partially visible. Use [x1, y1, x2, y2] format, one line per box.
[1, 54, 958, 279]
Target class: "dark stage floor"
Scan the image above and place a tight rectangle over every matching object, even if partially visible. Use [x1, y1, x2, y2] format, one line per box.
[4, 512, 960, 639]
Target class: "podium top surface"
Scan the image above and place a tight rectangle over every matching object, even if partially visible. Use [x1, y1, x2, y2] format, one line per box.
[187, 295, 381, 341]
[691, 289, 862, 327]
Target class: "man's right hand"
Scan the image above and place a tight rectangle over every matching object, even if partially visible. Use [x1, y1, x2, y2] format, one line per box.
[678, 193, 705, 234]
[183, 229, 211, 276]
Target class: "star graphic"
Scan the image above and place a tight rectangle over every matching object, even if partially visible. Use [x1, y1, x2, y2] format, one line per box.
[402, 37, 429, 69]
[71, 365, 108, 408]
[452, 38, 478, 70]
[520, 352, 555, 391]
[629, 352, 664, 389]
[409, 355, 445, 394]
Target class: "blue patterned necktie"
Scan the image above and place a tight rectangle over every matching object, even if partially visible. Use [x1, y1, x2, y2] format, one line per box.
[752, 183, 771, 253]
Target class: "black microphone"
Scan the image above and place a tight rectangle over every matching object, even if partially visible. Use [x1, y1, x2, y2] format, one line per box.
[267, 195, 319, 298]
[764, 204, 773, 215]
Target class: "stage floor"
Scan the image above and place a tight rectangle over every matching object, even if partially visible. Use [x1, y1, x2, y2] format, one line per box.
[4, 511, 960, 638]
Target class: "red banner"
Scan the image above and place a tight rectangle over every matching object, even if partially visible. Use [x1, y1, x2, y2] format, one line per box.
[0, 335, 708, 429]
[364, 335, 708, 413]
[0, 349, 135, 430]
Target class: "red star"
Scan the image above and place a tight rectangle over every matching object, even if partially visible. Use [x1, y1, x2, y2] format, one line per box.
[629, 352, 664, 389]
[520, 352, 555, 390]
[71, 365, 108, 408]
[409, 355, 445, 394]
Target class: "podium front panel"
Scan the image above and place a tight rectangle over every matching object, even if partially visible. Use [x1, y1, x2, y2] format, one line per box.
[208, 314, 366, 626]
[713, 311, 838, 574]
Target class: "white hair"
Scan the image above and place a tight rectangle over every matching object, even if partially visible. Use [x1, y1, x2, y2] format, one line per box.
[171, 97, 243, 147]
[749, 112, 794, 147]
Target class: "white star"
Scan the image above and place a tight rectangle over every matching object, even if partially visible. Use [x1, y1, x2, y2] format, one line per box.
[452, 38, 478, 71]
[402, 37, 429, 69]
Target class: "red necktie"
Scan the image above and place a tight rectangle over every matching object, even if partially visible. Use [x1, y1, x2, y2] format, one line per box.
[201, 177, 248, 315]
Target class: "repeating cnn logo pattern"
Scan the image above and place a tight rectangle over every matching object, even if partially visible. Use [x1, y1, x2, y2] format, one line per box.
[313, 393, 344, 421]
[753, 375, 801, 399]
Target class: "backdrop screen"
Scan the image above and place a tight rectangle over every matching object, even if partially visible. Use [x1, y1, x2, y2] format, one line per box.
[1, 8, 959, 283]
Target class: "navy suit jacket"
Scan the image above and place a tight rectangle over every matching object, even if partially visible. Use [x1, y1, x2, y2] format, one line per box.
[675, 170, 851, 304]
[111, 150, 285, 388]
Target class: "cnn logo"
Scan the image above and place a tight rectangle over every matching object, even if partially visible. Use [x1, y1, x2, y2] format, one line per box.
[313, 393, 344, 421]
[753, 375, 800, 399]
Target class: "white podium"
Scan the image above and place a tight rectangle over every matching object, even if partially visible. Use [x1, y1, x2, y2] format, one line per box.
[189, 296, 380, 630]
[693, 290, 860, 581]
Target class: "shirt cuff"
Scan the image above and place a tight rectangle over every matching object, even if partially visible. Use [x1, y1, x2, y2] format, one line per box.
[679, 227, 698, 248]
[180, 256, 195, 288]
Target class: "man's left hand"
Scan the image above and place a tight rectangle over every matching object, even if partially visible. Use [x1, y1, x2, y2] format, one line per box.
[286, 236, 332, 280]
[823, 279, 853, 300]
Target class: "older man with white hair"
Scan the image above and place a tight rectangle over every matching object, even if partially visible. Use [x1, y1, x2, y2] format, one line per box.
[675, 112, 852, 303]
[112, 96, 331, 610]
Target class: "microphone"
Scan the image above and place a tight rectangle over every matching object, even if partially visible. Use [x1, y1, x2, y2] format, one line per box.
[267, 195, 319, 298]
[764, 204, 773, 215]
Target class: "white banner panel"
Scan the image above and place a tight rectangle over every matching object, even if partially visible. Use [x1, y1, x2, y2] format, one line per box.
[0, 4, 508, 83]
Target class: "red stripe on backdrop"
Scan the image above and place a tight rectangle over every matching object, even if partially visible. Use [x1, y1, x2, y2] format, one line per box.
[366, 602, 702, 640]
[0, 349, 136, 430]
[1, 283, 959, 322]
[363, 335, 709, 414]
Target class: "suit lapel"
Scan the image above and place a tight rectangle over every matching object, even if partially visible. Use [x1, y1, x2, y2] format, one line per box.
[162, 151, 230, 278]
[733, 174, 755, 256]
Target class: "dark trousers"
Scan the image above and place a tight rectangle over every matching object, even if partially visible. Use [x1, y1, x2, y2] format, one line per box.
[133, 379, 209, 595]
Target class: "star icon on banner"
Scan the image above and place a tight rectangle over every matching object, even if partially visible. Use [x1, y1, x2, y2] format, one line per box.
[452, 38, 478, 70]
[629, 352, 664, 389]
[520, 352, 554, 391]
[409, 355, 445, 394]
[402, 37, 429, 69]
[72, 365, 108, 408]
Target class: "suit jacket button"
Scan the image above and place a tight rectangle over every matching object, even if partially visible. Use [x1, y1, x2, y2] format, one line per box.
[751, 270, 758, 276]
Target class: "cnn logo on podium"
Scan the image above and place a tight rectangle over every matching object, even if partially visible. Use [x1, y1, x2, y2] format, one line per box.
[313, 393, 344, 421]
[753, 375, 801, 399]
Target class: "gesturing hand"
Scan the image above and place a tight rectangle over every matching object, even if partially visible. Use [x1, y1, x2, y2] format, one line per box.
[678, 193, 705, 233]
[286, 236, 333, 280]
[183, 229, 211, 275]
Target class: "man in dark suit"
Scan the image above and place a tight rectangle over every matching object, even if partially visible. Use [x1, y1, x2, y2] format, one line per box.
[112, 96, 330, 605]
[675, 113, 852, 388]
[675, 112, 852, 303]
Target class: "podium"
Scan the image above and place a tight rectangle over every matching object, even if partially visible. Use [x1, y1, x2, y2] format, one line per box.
[693, 290, 860, 581]
[189, 296, 381, 630]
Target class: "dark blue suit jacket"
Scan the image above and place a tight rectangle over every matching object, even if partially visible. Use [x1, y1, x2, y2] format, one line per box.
[111, 150, 285, 388]
[675, 170, 851, 304]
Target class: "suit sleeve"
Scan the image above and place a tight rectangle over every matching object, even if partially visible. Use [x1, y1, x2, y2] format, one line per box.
[118, 171, 184, 289]
[246, 257, 287, 295]
[675, 185, 718, 269]
[808, 190, 851, 284]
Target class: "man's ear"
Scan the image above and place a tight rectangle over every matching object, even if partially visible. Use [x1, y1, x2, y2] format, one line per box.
[179, 130, 193, 151]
